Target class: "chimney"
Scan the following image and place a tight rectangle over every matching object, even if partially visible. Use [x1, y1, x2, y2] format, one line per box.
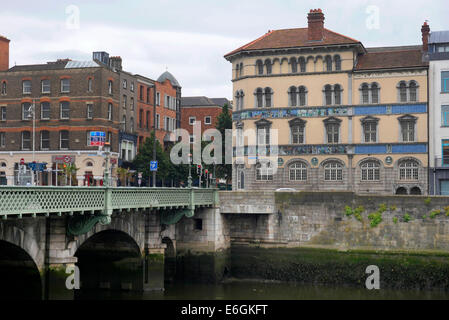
[421, 21, 430, 52]
[0, 35, 10, 71]
[109, 56, 122, 71]
[308, 9, 325, 41]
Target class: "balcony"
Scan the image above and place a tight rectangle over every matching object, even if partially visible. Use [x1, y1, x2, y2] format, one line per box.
[434, 157, 449, 168]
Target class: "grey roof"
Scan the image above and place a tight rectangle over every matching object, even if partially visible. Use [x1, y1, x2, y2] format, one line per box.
[8, 60, 69, 72]
[157, 71, 181, 87]
[210, 98, 232, 107]
[366, 45, 422, 53]
[181, 96, 218, 107]
[65, 60, 100, 69]
[430, 31, 449, 44]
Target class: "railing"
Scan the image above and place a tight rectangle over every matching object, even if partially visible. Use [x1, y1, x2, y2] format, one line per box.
[0, 186, 216, 218]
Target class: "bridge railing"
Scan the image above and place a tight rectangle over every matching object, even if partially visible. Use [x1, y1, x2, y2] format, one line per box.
[0, 186, 216, 218]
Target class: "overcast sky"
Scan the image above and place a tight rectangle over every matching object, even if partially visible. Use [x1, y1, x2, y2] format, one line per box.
[0, 0, 448, 99]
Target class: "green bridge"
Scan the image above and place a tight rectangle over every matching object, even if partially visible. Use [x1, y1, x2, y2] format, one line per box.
[0, 186, 217, 235]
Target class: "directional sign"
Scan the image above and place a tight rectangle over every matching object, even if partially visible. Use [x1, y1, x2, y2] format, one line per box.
[90, 131, 106, 147]
[150, 161, 158, 172]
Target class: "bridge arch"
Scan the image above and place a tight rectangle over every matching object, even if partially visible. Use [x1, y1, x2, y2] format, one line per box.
[162, 236, 176, 283]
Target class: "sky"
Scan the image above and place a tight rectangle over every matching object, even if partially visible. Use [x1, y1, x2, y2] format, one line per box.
[0, 0, 448, 100]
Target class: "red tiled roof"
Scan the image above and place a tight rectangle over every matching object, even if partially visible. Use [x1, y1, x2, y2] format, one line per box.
[355, 47, 427, 70]
[225, 28, 361, 58]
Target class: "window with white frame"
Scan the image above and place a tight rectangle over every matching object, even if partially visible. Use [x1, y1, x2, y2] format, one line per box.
[399, 115, 416, 142]
[289, 162, 307, 181]
[361, 117, 378, 143]
[87, 104, 93, 119]
[123, 79, 127, 89]
[21, 131, 31, 150]
[108, 103, 113, 121]
[108, 80, 113, 94]
[1, 81, 6, 95]
[61, 79, 70, 93]
[22, 80, 31, 94]
[324, 117, 341, 144]
[22, 102, 32, 120]
[88, 78, 93, 92]
[397, 80, 419, 103]
[399, 160, 419, 180]
[41, 79, 51, 93]
[60, 101, 70, 119]
[0, 132, 5, 148]
[204, 116, 211, 125]
[324, 161, 343, 181]
[256, 161, 273, 181]
[41, 102, 50, 120]
[189, 117, 196, 125]
[361, 160, 380, 181]
[60, 130, 69, 149]
[40, 130, 50, 150]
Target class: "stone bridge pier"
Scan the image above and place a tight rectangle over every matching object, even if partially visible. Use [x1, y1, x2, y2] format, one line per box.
[0, 205, 228, 300]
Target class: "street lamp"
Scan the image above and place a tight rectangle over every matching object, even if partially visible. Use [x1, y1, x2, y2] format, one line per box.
[187, 153, 192, 188]
[151, 83, 157, 188]
[103, 141, 111, 187]
[27, 100, 36, 185]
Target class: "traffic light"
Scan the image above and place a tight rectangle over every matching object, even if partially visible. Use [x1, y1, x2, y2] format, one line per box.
[197, 165, 201, 174]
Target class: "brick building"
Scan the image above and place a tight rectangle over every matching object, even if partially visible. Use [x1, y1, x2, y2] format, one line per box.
[180, 96, 232, 143]
[0, 38, 121, 186]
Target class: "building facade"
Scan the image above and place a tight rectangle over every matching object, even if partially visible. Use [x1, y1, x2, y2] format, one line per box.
[225, 9, 429, 195]
[427, 27, 449, 195]
[0, 41, 121, 186]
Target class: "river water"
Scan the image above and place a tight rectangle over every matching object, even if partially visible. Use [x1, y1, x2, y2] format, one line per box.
[75, 280, 449, 300]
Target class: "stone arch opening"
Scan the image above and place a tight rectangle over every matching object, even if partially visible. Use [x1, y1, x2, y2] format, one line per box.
[162, 237, 176, 283]
[410, 187, 422, 195]
[0, 240, 42, 300]
[395, 187, 408, 195]
[74, 230, 142, 297]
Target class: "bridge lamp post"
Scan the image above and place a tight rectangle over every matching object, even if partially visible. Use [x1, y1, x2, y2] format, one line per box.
[27, 100, 36, 186]
[187, 153, 192, 188]
[103, 142, 111, 187]
[150, 83, 157, 188]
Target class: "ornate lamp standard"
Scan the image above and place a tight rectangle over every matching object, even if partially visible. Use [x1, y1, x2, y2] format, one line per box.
[103, 142, 111, 187]
[187, 153, 192, 188]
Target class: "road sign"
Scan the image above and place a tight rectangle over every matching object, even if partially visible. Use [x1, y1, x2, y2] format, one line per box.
[150, 161, 158, 172]
[89, 131, 106, 146]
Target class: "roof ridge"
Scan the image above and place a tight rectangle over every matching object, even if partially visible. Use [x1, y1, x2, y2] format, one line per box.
[225, 30, 274, 57]
[323, 28, 360, 43]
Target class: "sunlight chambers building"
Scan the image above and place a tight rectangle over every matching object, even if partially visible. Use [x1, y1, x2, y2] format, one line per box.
[225, 9, 429, 195]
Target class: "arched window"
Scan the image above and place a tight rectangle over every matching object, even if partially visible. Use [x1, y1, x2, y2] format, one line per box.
[122, 115, 127, 132]
[265, 59, 272, 75]
[409, 81, 417, 102]
[324, 85, 332, 105]
[239, 63, 243, 77]
[289, 162, 307, 181]
[299, 57, 306, 72]
[256, 161, 273, 181]
[325, 56, 332, 71]
[255, 88, 263, 108]
[399, 82, 407, 102]
[86, 161, 93, 167]
[298, 86, 307, 106]
[399, 160, 419, 180]
[235, 91, 240, 110]
[239, 90, 244, 110]
[334, 55, 341, 71]
[235, 63, 240, 78]
[289, 86, 297, 106]
[334, 84, 341, 105]
[324, 161, 343, 181]
[361, 83, 370, 104]
[256, 60, 264, 75]
[264, 88, 272, 107]
[1, 81, 6, 95]
[291, 58, 298, 73]
[410, 187, 422, 195]
[361, 160, 380, 181]
[396, 187, 408, 195]
[130, 117, 134, 132]
[371, 83, 379, 104]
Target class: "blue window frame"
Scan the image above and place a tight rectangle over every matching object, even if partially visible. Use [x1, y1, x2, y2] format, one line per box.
[443, 140, 449, 166]
[442, 71, 449, 93]
[442, 106, 449, 126]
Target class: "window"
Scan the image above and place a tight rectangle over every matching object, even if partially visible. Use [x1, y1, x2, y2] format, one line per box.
[324, 85, 332, 105]
[22, 102, 32, 120]
[194, 219, 203, 231]
[107, 132, 112, 144]
[23, 80, 31, 94]
[289, 118, 306, 144]
[61, 79, 70, 93]
[239, 62, 243, 77]
[146, 111, 150, 129]
[409, 81, 417, 102]
[324, 118, 341, 144]
[156, 114, 160, 129]
[235, 63, 240, 78]
[324, 161, 343, 181]
[399, 160, 419, 180]
[130, 82, 134, 92]
[0, 132, 5, 148]
[147, 87, 150, 103]
[139, 109, 143, 128]
[442, 106, 449, 126]
[108, 80, 113, 94]
[122, 115, 127, 132]
[291, 58, 297, 73]
[334, 85, 341, 105]
[253, 88, 263, 108]
[123, 95, 127, 109]
[87, 104, 93, 119]
[325, 56, 332, 71]
[399, 116, 416, 142]
[130, 97, 134, 111]
[189, 117, 196, 125]
[108, 103, 113, 120]
[1, 106, 5, 120]
[265, 60, 272, 74]
[123, 79, 127, 89]
[334, 55, 341, 71]
[235, 90, 244, 111]
[189, 135, 195, 144]
[361, 161, 380, 181]
[299, 57, 306, 73]
[130, 117, 134, 132]
[41, 79, 50, 93]
[264, 87, 272, 107]
[156, 92, 160, 105]
[22, 131, 31, 150]
[442, 71, 449, 93]
[361, 83, 369, 104]
[1, 81, 6, 95]
[40, 131, 50, 150]
[256, 161, 273, 181]
[289, 162, 307, 181]
[256, 60, 264, 75]
[41, 102, 50, 119]
[88, 78, 93, 92]
[371, 83, 379, 104]
[442, 140, 449, 166]
[298, 86, 306, 106]
[60, 130, 69, 149]
[205, 116, 211, 125]
[399, 82, 407, 102]
[256, 122, 271, 146]
[289, 86, 297, 106]
[60, 101, 70, 119]
[362, 117, 378, 143]
[140, 86, 144, 100]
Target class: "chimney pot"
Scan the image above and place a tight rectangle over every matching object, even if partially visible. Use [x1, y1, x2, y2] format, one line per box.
[308, 9, 325, 41]
[421, 21, 430, 52]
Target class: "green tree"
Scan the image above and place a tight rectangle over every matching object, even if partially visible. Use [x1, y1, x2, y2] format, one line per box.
[215, 103, 233, 186]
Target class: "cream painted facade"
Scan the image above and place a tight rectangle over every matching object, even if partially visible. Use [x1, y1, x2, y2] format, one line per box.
[227, 40, 428, 195]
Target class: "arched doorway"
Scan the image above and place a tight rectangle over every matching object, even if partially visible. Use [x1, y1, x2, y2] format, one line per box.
[162, 237, 176, 283]
[0, 240, 42, 300]
[395, 187, 408, 195]
[74, 230, 142, 298]
[410, 187, 422, 195]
